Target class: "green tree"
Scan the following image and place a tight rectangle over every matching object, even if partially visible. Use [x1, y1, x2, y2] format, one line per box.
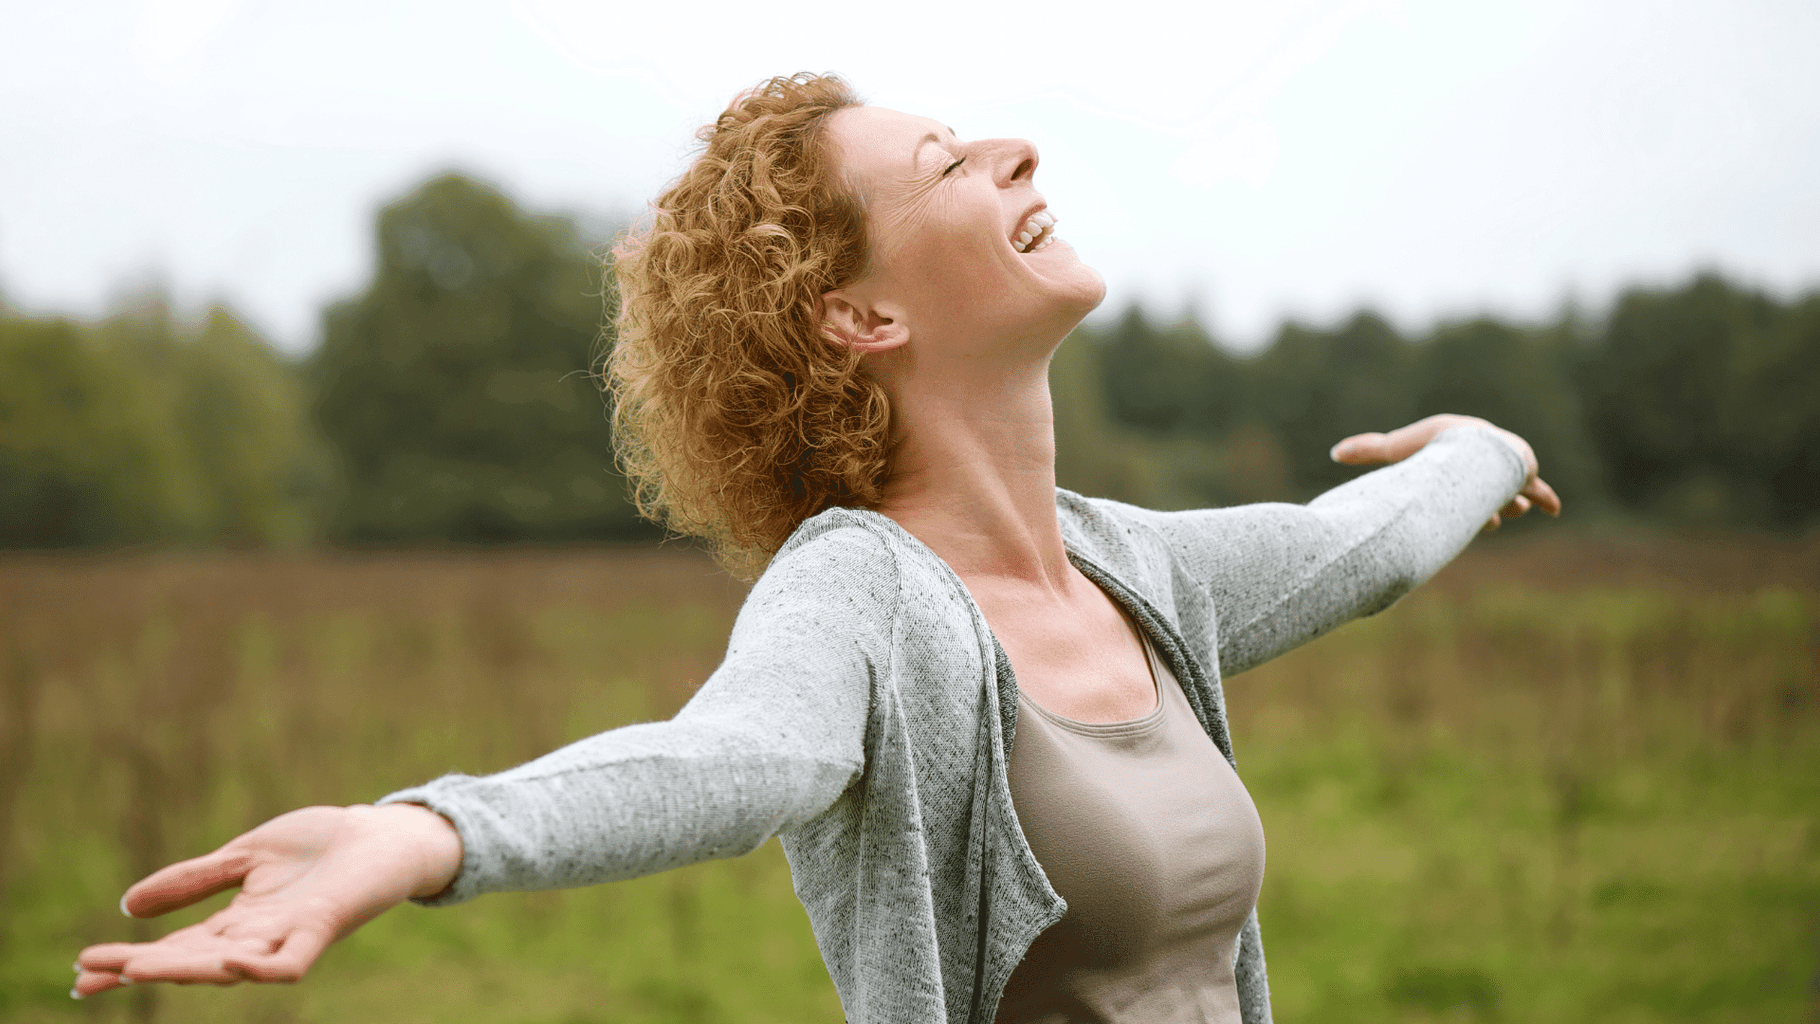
[0, 299, 322, 547]
[1079, 274, 1816, 530]
[1577, 274, 1785, 526]
[1247, 311, 1417, 497]
[1051, 327, 1148, 504]
[311, 174, 648, 543]
[1094, 305, 1242, 436]
[0, 315, 192, 545]
[161, 308, 327, 544]
[1716, 289, 1820, 529]
[1411, 316, 1603, 514]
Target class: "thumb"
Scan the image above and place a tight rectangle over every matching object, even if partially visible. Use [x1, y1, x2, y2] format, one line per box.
[123, 847, 252, 919]
[1330, 432, 1389, 465]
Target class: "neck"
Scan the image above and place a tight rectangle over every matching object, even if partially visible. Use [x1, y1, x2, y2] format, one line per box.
[874, 353, 1071, 590]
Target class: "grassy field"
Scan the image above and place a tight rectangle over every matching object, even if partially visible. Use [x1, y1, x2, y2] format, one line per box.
[0, 534, 1815, 1023]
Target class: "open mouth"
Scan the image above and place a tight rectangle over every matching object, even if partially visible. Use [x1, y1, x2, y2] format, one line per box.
[1011, 210, 1057, 253]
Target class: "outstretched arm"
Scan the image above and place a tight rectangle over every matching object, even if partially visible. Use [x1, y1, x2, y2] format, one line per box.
[1330, 413, 1560, 530]
[72, 520, 888, 997]
[1131, 416, 1557, 677]
[74, 803, 461, 997]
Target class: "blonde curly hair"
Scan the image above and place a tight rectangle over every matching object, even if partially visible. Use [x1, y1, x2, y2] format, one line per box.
[605, 73, 887, 577]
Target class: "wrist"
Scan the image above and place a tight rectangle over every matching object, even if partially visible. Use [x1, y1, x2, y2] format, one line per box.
[367, 803, 463, 900]
[1435, 416, 1537, 481]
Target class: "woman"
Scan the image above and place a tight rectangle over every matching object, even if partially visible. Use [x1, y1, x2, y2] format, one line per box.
[73, 74, 1557, 1023]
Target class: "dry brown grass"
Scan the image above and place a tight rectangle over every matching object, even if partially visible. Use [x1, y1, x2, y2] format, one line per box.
[0, 532, 1814, 1023]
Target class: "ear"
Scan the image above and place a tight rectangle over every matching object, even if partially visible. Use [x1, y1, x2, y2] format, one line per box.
[819, 288, 910, 354]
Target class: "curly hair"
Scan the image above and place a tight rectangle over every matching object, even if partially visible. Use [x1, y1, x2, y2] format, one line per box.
[605, 73, 886, 577]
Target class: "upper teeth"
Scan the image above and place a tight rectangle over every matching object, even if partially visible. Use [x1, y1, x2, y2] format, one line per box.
[1013, 210, 1057, 253]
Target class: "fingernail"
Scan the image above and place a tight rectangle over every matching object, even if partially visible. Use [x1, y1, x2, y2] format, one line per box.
[70, 987, 84, 1001]
[73, 961, 82, 973]
[120, 894, 133, 918]
[118, 974, 135, 986]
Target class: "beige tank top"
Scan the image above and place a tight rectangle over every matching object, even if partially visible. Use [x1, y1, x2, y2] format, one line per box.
[998, 639, 1267, 1024]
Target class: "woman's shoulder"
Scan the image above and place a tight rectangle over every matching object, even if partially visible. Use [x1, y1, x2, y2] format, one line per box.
[1054, 489, 1194, 594]
[775, 505, 898, 562]
[736, 505, 990, 662]
[751, 506, 921, 619]
[774, 496, 1184, 583]
[1055, 488, 1172, 554]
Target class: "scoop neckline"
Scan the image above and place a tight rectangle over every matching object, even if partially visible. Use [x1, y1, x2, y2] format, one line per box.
[837, 501, 1170, 731]
[1017, 635, 1167, 735]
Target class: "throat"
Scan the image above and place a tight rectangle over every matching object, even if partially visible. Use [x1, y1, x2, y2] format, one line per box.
[876, 374, 1064, 582]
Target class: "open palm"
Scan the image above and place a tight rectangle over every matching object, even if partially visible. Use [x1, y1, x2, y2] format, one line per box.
[74, 804, 460, 997]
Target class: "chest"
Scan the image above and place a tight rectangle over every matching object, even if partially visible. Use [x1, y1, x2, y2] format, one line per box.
[998, 668, 1267, 1023]
[967, 574, 1160, 724]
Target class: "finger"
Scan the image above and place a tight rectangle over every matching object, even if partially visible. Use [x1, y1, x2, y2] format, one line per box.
[1524, 476, 1562, 516]
[73, 969, 131, 999]
[124, 847, 253, 919]
[224, 926, 333, 984]
[1500, 494, 1532, 519]
[1333, 416, 1459, 466]
[1329, 432, 1390, 465]
[83, 926, 267, 985]
[77, 942, 147, 971]
[77, 935, 219, 973]
[112, 943, 255, 986]
[1482, 513, 1501, 532]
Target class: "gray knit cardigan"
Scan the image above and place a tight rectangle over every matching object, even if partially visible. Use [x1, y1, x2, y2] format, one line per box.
[380, 425, 1527, 1024]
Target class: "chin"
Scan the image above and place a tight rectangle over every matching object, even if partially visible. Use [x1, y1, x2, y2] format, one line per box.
[1049, 283, 1105, 339]
[1060, 262, 1107, 317]
[1079, 270, 1108, 313]
[1030, 241, 1105, 312]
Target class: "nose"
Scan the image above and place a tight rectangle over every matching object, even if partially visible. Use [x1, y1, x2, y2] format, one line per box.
[990, 138, 1038, 187]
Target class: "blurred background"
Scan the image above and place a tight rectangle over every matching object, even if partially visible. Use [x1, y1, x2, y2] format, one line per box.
[1, 1, 1816, 1022]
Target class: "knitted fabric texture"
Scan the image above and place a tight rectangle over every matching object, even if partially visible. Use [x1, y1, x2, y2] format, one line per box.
[379, 425, 1528, 1024]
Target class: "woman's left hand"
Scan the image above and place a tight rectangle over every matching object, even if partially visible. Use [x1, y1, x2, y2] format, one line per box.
[1328, 414, 1562, 531]
[72, 804, 461, 998]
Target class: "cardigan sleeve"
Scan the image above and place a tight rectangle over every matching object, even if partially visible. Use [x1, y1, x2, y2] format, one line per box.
[1130, 425, 1528, 678]
[376, 522, 891, 905]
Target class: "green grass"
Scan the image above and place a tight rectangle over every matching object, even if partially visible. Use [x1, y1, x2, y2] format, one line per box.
[0, 541, 1814, 1022]
[1232, 585, 1820, 1023]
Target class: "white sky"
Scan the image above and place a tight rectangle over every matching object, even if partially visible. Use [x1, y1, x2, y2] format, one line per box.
[2, 0, 1816, 353]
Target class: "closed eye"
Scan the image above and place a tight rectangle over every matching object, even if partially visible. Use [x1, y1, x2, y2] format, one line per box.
[943, 157, 965, 176]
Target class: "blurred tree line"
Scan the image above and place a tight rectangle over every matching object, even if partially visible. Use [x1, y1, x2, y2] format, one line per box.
[2, 172, 1816, 548]
[1057, 280, 1820, 533]
[0, 297, 324, 546]
[311, 174, 644, 543]
[1, 174, 649, 548]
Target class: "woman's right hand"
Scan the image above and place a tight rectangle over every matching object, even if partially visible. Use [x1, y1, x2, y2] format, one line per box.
[73, 803, 462, 997]
[1329, 413, 1561, 530]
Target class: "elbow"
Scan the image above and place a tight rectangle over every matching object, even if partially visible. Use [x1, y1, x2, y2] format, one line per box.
[1361, 573, 1415, 617]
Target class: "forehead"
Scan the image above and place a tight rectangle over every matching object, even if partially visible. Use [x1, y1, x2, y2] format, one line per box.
[826, 106, 952, 188]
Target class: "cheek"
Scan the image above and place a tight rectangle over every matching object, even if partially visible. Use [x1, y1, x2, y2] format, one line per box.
[891, 226, 1001, 292]
[923, 241, 1018, 314]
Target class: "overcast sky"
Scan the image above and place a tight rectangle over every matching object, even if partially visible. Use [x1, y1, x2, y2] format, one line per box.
[2, 0, 1816, 353]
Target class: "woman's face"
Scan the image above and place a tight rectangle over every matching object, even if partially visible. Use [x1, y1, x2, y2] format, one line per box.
[823, 106, 1105, 365]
